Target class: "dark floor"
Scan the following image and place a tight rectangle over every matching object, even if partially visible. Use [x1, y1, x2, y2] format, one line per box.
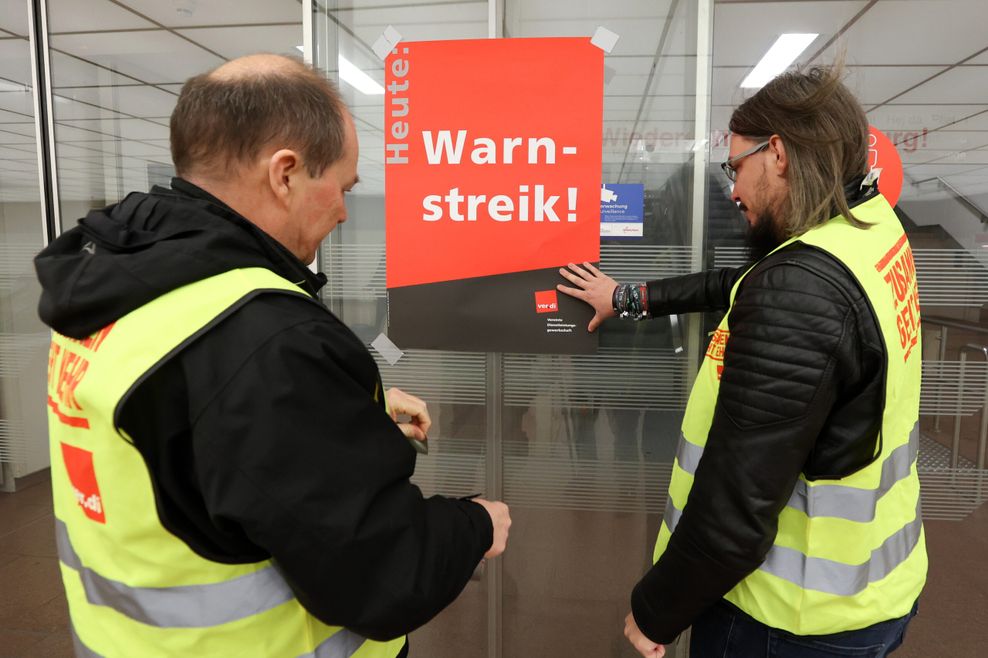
[0, 471, 73, 658]
[2, 470, 986, 657]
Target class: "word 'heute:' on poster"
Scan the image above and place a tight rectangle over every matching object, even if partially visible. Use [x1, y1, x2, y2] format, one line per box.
[386, 48, 579, 224]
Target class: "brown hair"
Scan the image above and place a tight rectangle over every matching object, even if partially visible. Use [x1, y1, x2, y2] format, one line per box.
[729, 62, 870, 235]
[170, 55, 347, 178]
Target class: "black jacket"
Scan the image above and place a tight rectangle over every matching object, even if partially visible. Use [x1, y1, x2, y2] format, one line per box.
[631, 187, 888, 643]
[35, 179, 493, 642]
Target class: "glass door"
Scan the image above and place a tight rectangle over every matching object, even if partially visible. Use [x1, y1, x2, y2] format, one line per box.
[0, 0, 50, 490]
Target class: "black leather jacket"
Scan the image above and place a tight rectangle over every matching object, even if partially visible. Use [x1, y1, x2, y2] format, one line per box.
[631, 190, 888, 643]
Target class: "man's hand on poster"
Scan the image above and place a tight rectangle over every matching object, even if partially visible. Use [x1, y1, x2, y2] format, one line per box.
[385, 387, 431, 442]
[624, 612, 666, 658]
[556, 261, 619, 332]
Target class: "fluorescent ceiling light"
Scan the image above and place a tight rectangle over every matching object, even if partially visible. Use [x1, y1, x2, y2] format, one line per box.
[338, 55, 384, 95]
[293, 46, 384, 96]
[741, 33, 819, 89]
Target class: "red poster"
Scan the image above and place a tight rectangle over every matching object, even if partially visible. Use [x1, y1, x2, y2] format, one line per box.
[385, 38, 603, 353]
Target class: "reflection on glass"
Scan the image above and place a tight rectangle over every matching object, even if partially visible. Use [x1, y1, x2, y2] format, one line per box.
[0, 0, 52, 486]
[46, 0, 303, 231]
[314, 4, 492, 656]
[711, 0, 988, 527]
[495, 4, 701, 656]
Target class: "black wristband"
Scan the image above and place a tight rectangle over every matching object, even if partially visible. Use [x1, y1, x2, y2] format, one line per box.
[614, 282, 649, 320]
[612, 285, 623, 315]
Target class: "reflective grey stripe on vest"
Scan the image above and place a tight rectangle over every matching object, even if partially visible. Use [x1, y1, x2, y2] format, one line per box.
[56, 519, 294, 628]
[662, 432, 697, 534]
[302, 629, 367, 658]
[674, 433, 703, 476]
[72, 625, 104, 658]
[71, 604, 367, 658]
[663, 498, 923, 596]
[786, 424, 919, 523]
[671, 423, 919, 523]
[759, 500, 923, 596]
[662, 497, 682, 535]
[72, 615, 368, 658]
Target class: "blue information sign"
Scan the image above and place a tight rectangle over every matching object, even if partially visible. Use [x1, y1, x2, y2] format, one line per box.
[600, 183, 644, 238]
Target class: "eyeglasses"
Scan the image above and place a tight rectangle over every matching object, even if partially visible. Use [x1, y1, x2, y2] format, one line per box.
[721, 140, 770, 182]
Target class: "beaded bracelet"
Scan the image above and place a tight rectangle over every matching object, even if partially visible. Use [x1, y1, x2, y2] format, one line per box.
[611, 282, 649, 320]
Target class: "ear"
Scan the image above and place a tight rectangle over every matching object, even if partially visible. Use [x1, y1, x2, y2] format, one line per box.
[267, 149, 302, 207]
[768, 134, 788, 177]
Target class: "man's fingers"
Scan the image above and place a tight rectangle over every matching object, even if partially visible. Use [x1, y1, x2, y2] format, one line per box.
[557, 267, 589, 287]
[587, 314, 602, 333]
[397, 423, 426, 442]
[556, 283, 587, 299]
[386, 387, 432, 435]
[583, 261, 603, 276]
[392, 388, 427, 413]
[473, 498, 511, 558]
[412, 405, 432, 435]
[567, 262, 594, 281]
[624, 613, 663, 658]
[634, 636, 661, 657]
[623, 614, 635, 640]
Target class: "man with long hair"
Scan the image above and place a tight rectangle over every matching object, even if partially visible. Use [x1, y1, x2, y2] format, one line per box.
[560, 64, 925, 657]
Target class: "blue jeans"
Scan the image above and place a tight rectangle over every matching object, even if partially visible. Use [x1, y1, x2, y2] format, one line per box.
[690, 599, 918, 658]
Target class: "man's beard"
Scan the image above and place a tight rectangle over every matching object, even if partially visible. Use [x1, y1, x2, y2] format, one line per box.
[744, 208, 787, 262]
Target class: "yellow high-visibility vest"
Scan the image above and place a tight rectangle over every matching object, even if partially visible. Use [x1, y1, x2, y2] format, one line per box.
[653, 194, 926, 635]
[46, 267, 406, 657]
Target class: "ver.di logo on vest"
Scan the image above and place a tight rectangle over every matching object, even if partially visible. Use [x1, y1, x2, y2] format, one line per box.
[60, 443, 106, 524]
[47, 324, 115, 523]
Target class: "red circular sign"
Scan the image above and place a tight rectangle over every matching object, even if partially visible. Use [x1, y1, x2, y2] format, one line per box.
[868, 126, 903, 207]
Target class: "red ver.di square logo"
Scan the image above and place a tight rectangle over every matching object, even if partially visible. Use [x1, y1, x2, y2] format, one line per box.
[60, 443, 106, 523]
[534, 290, 558, 314]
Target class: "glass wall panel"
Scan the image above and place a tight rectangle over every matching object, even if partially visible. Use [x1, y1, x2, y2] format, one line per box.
[318, 1, 700, 655]
[501, 3, 697, 656]
[321, 1, 988, 655]
[0, 1, 50, 487]
[46, 0, 304, 231]
[710, 1, 988, 654]
[313, 4, 492, 656]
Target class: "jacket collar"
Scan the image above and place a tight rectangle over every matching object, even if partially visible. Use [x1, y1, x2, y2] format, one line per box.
[166, 178, 328, 297]
[844, 173, 880, 211]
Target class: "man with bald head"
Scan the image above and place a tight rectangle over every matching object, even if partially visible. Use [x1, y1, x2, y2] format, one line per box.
[36, 54, 510, 658]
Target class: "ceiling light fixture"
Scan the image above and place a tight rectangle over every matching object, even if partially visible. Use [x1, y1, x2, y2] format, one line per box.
[338, 55, 384, 95]
[294, 46, 384, 96]
[740, 33, 819, 89]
